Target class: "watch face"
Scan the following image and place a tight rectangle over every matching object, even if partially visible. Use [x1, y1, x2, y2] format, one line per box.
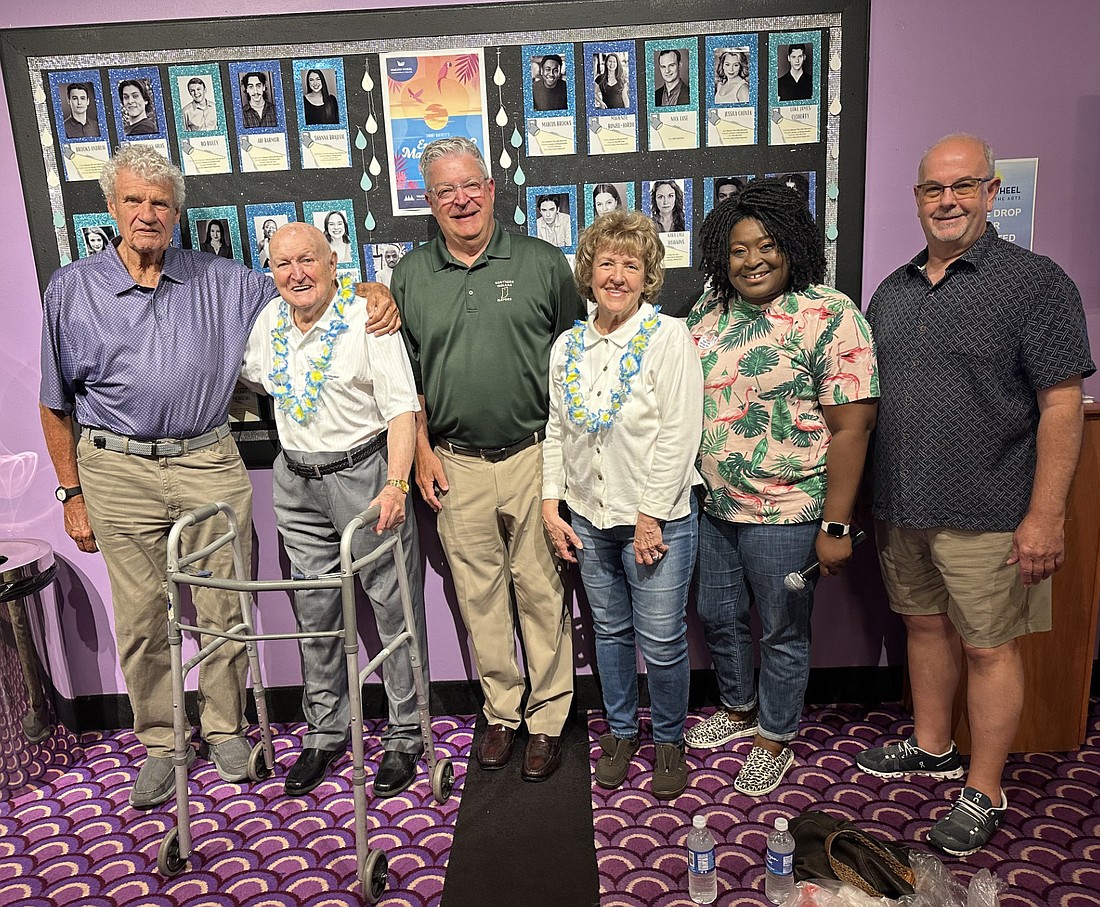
[55, 487, 67, 501]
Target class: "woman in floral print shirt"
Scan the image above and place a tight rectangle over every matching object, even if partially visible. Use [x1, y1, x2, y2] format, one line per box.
[683, 179, 879, 796]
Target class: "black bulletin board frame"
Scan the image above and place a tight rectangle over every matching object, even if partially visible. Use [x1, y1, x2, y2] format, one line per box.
[2, 0, 871, 464]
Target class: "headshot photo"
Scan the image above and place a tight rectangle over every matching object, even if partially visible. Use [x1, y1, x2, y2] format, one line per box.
[531, 54, 568, 112]
[314, 209, 353, 263]
[715, 176, 748, 204]
[777, 42, 814, 101]
[654, 47, 690, 107]
[180, 76, 218, 132]
[591, 183, 624, 216]
[650, 179, 686, 234]
[372, 242, 407, 288]
[302, 68, 339, 125]
[198, 219, 233, 258]
[593, 52, 629, 110]
[253, 215, 288, 268]
[61, 82, 100, 139]
[81, 225, 114, 256]
[117, 78, 158, 136]
[713, 49, 751, 104]
[535, 193, 573, 248]
[240, 70, 277, 129]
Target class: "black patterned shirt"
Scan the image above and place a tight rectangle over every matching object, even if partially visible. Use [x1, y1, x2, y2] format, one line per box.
[867, 224, 1094, 531]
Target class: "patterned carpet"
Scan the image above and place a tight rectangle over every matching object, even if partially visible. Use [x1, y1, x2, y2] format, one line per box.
[2, 701, 1099, 906]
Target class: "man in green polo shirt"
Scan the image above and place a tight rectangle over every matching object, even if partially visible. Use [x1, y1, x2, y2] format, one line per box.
[391, 136, 584, 782]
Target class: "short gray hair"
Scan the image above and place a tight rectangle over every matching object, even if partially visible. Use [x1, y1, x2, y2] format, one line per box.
[919, 133, 995, 180]
[419, 136, 489, 185]
[99, 145, 186, 209]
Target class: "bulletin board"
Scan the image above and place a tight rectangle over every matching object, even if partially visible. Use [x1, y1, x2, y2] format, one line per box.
[2, 0, 870, 463]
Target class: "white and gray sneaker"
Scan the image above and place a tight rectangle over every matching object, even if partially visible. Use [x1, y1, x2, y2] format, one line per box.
[928, 787, 1007, 856]
[856, 735, 964, 780]
[684, 709, 759, 749]
[733, 745, 794, 796]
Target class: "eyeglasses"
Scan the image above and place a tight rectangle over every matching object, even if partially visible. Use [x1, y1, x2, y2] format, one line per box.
[426, 178, 489, 204]
[914, 177, 994, 203]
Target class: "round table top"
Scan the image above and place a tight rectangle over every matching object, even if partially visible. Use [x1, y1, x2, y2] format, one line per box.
[0, 538, 55, 585]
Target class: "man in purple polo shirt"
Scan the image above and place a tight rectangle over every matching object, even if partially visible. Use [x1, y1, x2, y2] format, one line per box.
[39, 145, 396, 809]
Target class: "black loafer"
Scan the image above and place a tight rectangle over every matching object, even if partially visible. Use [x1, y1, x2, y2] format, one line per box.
[373, 750, 420, 798]
[285, 746, 344, 796]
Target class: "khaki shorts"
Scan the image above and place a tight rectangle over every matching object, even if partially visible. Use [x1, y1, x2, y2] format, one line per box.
[875, 520, 1051, 648]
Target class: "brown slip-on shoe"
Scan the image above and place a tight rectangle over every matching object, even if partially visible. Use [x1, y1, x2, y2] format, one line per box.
[652, 742, 689, 799]
[594, 733, 640, 789]
[521, 733, 562, 781]
[476, 723, 516, 769]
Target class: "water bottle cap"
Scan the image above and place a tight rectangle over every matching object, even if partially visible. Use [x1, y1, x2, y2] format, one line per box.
[775, 817, 789, 831]
[693, 815, 706, 829]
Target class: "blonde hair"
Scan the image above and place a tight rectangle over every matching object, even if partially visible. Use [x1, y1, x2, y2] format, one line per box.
[574, 210, 665, 306]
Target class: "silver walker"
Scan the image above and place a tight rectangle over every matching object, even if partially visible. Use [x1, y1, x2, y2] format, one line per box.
[158, 501, 453, 902]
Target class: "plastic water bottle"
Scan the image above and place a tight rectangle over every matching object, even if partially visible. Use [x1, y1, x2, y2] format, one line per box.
[765, 816, 795, 904]
[687, 814, 717, 904]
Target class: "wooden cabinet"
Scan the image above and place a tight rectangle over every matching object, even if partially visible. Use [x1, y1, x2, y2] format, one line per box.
[954, 403, 1100, 753]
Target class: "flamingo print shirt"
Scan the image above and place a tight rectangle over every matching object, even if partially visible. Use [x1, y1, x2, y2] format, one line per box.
[687, 285, 878, 524]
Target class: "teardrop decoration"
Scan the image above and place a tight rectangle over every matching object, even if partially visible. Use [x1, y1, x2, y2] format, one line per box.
[46, 170, 60, 188]
[365, 113, 378, 135]
[514, 205, 526, 225]
[362, 66, 374, 92]
[369, 155, 382, 176]
[829, 96, 842, 116]
[826, 224, 839, 241]
[495, 106, 508, 127]
[360, 172, 373, 191]
[514, 162, 526, 186]
[510, 126, 522, 147]
[830, 53, 842, 72]
[355, 129, 367, 150]
[32, 86, 46, 103]
[364, 210, 377, 231]
[499, 148, 512, 169]
[494, 64, 506, 86]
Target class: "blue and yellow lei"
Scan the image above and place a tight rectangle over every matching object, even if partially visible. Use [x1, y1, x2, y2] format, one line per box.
[563, 306, 661, 433]
[268, 276, 353, 424]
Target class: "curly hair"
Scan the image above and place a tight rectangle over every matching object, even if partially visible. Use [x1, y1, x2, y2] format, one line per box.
[574, 210, 665, 307]
[650, 179, 686, 233]
[99, 144, 185, 208]
[697, 177, 823, 299]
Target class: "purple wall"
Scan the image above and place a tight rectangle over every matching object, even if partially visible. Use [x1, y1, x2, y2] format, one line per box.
[2, 0, 1097, 701]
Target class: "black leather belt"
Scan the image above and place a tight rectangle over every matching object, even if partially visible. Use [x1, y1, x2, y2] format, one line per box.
[282, 432, 387, 479]
[437, 429, 545, 463]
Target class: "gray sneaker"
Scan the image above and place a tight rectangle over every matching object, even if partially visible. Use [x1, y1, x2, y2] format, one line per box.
[130, 747, 196, 809]
[928, 787, 1007, 856]
[684, 709, 758, 749]
[856, 735, 964, 780]
[209, 735, 252, 782]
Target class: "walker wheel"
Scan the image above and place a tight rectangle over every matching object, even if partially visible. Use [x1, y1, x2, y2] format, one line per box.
[247, 742, 271, 781]
[432, 758, 454, 803]
[359, 848, 388, 903]
[157, 827, 187, 876]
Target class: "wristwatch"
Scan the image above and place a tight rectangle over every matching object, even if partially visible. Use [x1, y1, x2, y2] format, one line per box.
[385, 478, 410, 494]
[55, 484, 83, 503]
[820, 520, 850, 538]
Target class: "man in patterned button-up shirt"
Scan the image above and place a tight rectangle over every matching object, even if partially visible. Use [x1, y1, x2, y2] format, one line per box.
[856, 134, 1094, 855]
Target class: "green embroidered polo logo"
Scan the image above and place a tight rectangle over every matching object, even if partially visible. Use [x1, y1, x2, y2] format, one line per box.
[495, 280, 514, 303]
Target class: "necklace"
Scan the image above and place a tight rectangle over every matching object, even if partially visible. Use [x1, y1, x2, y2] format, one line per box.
[563, 306, 661, 433]
[268, 276, 352, 424]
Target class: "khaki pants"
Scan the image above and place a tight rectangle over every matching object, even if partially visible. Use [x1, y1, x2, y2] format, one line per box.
[435, 442, 574, 735]
[77, 433, 252, 756]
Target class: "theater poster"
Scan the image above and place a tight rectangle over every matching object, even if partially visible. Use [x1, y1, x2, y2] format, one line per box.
[380, 49, 491, 217]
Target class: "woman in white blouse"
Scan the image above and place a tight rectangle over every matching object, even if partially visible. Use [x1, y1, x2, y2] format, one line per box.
[542, 210, 703, 800]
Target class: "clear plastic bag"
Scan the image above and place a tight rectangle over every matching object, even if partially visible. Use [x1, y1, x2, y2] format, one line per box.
[788, 853, 1004, 907]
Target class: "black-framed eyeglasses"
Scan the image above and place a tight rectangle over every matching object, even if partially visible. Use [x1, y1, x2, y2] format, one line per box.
[426, 178, 489, 204]
[914, 176, 994, 203]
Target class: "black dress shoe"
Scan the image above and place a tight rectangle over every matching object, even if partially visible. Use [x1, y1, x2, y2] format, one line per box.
[285, 746, 344, 796]
[374, 750, 420, 798]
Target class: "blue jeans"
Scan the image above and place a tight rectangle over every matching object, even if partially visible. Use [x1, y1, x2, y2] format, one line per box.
[696, 513, 819, 742]
[572, 497, 698, 745]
